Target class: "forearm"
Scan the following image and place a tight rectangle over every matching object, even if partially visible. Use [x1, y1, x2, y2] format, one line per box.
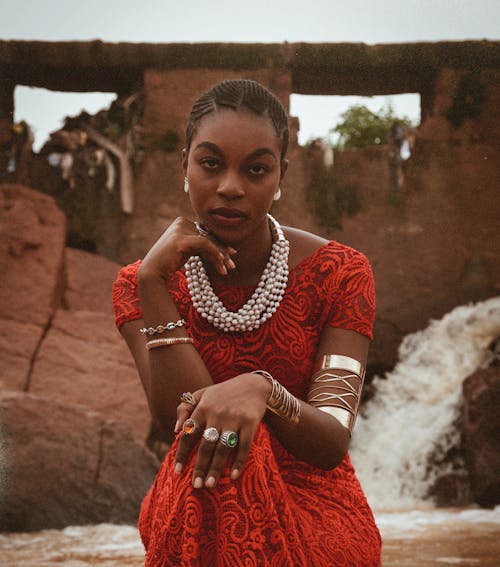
[137, 271, 213, 432]
[264, 401, 350, 470]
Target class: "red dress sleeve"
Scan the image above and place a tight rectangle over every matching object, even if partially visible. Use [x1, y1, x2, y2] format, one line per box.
[112, 260, 143, 330]
[325, 248, 376, 340]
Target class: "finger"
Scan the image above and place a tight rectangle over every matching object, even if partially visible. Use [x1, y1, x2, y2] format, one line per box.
[229, 429, 254, 481]
[174, 404, 194, 433]
[174, 418, 202, 474]
[190, 230, 237, 274]
[203, 430, 239, 488]
[191, 433, 219, 488]
[188, 236, 229, 276]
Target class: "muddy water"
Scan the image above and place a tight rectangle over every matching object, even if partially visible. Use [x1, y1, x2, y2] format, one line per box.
[1, 508, 499, 566]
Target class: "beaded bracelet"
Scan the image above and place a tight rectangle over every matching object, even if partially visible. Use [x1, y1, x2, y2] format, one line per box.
[146, 337, 193, 350]
[139, 318, 186, 336]
[253, 370, 301, 425]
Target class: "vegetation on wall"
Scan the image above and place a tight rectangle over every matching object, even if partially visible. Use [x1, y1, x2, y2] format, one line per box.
[307, 162, 360, 230]
[329, 103, 414, 150]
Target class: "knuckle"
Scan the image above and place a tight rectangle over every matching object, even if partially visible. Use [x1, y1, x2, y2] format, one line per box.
[198, 442, 214, 459]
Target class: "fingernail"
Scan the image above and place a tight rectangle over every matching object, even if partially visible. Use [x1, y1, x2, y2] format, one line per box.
[220, 264, 228, 275]
[205, 476, 216, 488]
[228, 247, 237, 255]
[174, 462, 183, 474]
[174, 419, 180, 433]
[230, 469, 240, 480]
[193, 477, 203, 489]
[228, 258, 236, 270]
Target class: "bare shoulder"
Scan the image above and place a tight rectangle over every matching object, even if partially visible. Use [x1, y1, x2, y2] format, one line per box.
[282, 226, 330, 268]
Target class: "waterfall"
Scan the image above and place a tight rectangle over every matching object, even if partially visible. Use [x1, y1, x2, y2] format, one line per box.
[350, 296, 500, 510]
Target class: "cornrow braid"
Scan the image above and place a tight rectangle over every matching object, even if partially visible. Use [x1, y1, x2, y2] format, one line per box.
[185, 79, 289, 160]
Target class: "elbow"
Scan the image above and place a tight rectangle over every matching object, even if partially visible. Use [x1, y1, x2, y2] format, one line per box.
[314, 450, 348, 471]
[311, 431, 350, 470]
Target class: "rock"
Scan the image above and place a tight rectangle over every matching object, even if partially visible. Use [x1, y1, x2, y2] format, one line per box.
[64, 247, 121, 314]
[462, 364, 500, 507]
[29, 309, 150, 442]
[0, 184, 66, 391]
[0, 184, 66, 327]
[0, 391, 159, 532]
[429, 472, 472, 507]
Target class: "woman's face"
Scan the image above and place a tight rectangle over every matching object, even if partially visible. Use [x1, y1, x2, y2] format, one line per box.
[183, 108, 286, 245]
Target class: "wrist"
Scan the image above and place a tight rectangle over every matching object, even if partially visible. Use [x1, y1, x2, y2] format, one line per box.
[252, 370, 301, 424]
[137, 262, 173, 286]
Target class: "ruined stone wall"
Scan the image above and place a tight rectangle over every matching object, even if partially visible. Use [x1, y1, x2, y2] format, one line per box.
[328, 68, 500, 369]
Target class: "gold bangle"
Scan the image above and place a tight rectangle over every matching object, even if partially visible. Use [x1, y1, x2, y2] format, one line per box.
[145, 337, 193, 350]
[253, 370, 301, 424]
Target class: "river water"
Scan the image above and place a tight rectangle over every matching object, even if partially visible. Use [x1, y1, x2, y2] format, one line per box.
[2, 298, 500, 565]
[1, 508, 499, 566]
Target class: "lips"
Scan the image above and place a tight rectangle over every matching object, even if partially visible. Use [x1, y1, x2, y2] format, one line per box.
[209, 207, 249, 229]
[210, 207, 248, 218]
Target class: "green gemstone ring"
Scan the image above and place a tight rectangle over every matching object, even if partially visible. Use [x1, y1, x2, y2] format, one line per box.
[220, 430, 238, 449]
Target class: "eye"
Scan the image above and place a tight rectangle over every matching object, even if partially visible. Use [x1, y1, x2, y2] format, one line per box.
[248, 163, 269, 176]
[200, 157, 220, 170]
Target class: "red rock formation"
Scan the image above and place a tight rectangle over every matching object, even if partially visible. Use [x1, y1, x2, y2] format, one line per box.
[0, 391, 158, 532]
[0, 184, 66, 391]
[462, 364, 500, 507]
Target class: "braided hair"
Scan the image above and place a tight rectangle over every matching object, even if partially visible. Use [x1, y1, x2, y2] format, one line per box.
[185, 79, 289, 161]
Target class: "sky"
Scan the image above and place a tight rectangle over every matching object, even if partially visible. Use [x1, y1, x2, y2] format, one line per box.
[2, 0, 499, 149]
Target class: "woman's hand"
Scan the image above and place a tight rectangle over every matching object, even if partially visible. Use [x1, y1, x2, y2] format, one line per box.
[173, 373, 272, 488]
[138, 216, 237, 282]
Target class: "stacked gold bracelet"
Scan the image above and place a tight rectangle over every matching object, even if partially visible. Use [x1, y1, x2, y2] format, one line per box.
[253, 370, 301, 425]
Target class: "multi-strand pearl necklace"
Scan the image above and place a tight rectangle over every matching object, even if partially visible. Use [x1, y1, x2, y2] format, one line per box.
[185, 214, 290, 332]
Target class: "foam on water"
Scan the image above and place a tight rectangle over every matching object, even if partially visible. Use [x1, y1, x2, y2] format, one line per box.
[350, 296, 500, 509]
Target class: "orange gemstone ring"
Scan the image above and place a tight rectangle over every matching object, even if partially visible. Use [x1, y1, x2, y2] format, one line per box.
[182, 418, 199, 435]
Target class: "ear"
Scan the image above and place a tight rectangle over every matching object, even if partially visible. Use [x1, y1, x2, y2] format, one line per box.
[280, 159, 289, 182]
[182, 148, 188, 175]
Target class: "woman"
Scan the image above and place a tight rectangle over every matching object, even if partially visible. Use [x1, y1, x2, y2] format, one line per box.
[113, 79, 381, 566]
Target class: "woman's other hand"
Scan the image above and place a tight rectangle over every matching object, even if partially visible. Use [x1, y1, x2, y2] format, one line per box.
[138, 216, 237, 282]
[173, 373, 271, 488]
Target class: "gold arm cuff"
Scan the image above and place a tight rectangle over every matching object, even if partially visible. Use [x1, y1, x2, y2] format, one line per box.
[314, 355, 365, 379]
[317, 406, 355, 434]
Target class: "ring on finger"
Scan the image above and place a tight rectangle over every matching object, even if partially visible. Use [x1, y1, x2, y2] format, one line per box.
[219, 430, 238, 448]
[195, 222, 211, 238]
[202, 427, 220, 443]
[180, 392, 197, 407]
[182, 418, 199, 435]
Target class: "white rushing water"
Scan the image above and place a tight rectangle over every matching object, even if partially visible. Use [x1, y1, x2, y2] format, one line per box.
[350, 296, 500, 509]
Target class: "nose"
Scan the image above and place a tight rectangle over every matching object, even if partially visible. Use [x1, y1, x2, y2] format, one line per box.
[216, 171, 245, 200]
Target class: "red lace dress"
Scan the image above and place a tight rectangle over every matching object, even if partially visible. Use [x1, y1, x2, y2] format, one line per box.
[113, 241, 381, 566]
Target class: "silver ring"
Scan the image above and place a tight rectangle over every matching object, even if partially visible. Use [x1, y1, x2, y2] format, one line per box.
[182, 418, 198, 435]
[195, 222, 211, 237]
[202, 427, 220, 443]
[180, 392, 197, 407]
[219, 430, 238, 449]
